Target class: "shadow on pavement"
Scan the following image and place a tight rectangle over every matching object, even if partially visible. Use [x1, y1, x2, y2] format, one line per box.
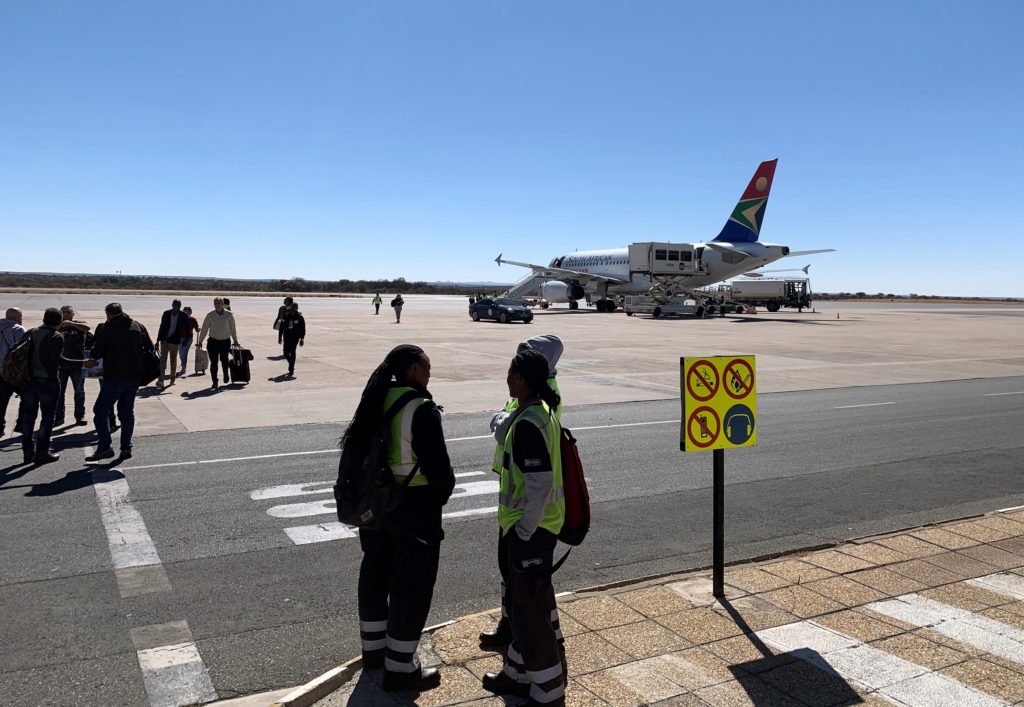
[268, 374, 294, 383]
[21, 466, 124, 497]
[182, 388, 221, 399]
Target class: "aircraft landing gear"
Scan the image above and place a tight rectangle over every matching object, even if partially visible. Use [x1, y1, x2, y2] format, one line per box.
[595, 299, 617, 313]
[569, 300, 579, 310]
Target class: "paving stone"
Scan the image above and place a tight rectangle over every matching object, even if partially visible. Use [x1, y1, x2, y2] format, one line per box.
[615, 586, 696, 618]
[642, 648, 735, 690]
[761, 559, 835, 585]
[598, 619, 690, 659]
[923, 551, 1001, 580]
[981, 606, 1024, 632]
[856, 607, 918, 633]
[803, 576, 886, 607]
[560, 596, 646, 631]
[703, 636, 798, 673]
[655, 607, 744, 645]
[455, 698, 504, 706]
[578, 661, 687, 705]
[715, 595, 800, 632]
[958, 541, 1024, 569]
[814, 609, 908, 642]
[909, 627, 989, 659]
[993, 536, 1024, 558]
[888, 559, 964, 587]
[975, 515, 1024, 536]
[947, 521, 1014, 544]
[846, 567, 927, 596]
[563, 632, 632, 677]
[758, 658, 865, 706]
[759, 585, 846, 619]
[565, 682, 613, 707]
[910, 527, 982, 550]
[431, 615, 501, 664]
[874, 534, 946, 558]
[725, 567, 793, 593]
[921, 582, 1016, 612]
[649, 694, 709, 707]
[666, 576, 746, 606]
[695, 675, 804, 707]
[841, 542, 910, 566]
[868, 632, 969, 670]
[942, 658, 1024, 702]
[463, 654, 504, 680]
[413, 666, 489, 707]
[883, 671, 1006, 707]
[558, 610, 589, 638]
[804, 550, 875, 574]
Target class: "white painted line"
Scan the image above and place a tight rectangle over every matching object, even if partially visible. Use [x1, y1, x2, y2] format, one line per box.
[285, 522, 358, 544]
[572, 419, 678, 432]
[833, 402, 896, 409]
[968, 572, 1024, 602]
[449, 480, 500, 498]
[443, 506, 498, 519]
[266, 480, 497, 520]
[985, 391, 1024, 397]
[137, 641, 218, 707]
[995, 505, 1024, 513]
[92, 472, 162, 570]
[251, 482, 334, 501]
[759, 620, 1004, 706]
[868, 594, 1024, 666]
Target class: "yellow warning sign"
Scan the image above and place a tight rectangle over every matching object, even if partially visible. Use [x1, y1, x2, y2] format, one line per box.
[680, 356, 757, 451]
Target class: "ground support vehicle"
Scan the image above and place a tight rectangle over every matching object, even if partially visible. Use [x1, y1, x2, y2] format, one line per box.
[727, 278, 812, 312]
[624, 295, 706, 319]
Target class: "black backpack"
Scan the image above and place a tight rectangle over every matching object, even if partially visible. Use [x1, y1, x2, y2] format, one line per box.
[334, 390, 424, 529]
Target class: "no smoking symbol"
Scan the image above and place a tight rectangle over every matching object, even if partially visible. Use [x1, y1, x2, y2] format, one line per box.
[724, 359, 754, 400]
[686, 360, 719, 402]
[687, 406, 720, 448]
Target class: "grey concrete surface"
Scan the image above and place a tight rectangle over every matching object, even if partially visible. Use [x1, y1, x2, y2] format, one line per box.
[1, 294, 1023, 705]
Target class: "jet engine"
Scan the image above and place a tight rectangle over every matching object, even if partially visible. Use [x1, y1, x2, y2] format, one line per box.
[541, 280, 585, 303]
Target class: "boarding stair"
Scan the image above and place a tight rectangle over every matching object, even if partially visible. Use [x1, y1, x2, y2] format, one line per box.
[501, 273, 547, 301]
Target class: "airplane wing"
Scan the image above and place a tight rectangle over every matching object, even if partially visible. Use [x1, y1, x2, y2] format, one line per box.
[495, 254, 630, 285]
[785, 249, 835, 257]
[742, 264, 812, 278]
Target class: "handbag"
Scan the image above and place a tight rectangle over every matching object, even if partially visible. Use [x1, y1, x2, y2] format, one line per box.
[140, 348, 160, 386]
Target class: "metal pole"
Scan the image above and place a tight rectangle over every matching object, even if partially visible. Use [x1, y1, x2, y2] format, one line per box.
[713, 448, 725, 598]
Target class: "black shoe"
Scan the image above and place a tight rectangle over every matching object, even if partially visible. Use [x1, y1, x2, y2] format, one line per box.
[381, 666, 441, 693]
[479, 617, 513, 649]
[85, 448, 116, 462]
[211, 381, 219, 389]
[34, 452, 60, 465]
[54, 418, 65, 427]
[119, 449, 133, 460]
[110, 422, 120, 431]
[23, 448, 35, 464]
[362, 650, 384, 670]
[482, 671, 531, 698]
[75, 418, 86, 426]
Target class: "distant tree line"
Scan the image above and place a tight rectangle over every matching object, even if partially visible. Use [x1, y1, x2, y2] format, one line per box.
[817, 292, 1022, 302]
[0, 272, 505, 296]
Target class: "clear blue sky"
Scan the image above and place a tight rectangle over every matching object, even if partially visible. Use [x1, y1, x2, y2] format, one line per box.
[2, 1, 1022, 296]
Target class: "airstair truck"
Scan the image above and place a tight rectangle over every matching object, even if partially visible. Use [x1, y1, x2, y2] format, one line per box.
[730, 278, 812, 312]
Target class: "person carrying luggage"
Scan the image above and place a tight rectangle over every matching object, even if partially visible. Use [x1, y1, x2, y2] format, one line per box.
[178, 306, 200, 376]
[196, 297, 239, 389]
[482, 349, 566, 706]
[17, 308, 65, 465]
[344, 344, 455, 693]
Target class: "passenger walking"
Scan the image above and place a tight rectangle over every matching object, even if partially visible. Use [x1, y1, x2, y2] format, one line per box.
[178, 307, 200, 376]
[391, 294, 404, 324]
[54, 306, 92, 427]
[481, 335, 564, 650]
[372, 293, 382, 315]
[0, 307, 27, 438]
[346, 345, 455, 693]
[278, 302, 305, 377]
[222, 297, 232, 312]
[274, 297, 293, 357]
[482, 350, 566, 706]
[196, 298, 239, 389]
[17, 308, 65, 465]
[156, 299, 186, 387]
[84, 303, 154, 462]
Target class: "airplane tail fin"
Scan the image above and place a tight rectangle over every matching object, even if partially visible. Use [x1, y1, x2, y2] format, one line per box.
[713, 159, 778, 243]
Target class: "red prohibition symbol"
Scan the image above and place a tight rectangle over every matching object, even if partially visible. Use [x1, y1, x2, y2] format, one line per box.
[686, 360, 720, 402]
[724, 358, 755, 400]
[687, 406, 721, 448]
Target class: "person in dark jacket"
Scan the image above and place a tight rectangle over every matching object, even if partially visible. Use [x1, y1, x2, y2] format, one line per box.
[342, 345, 455, 694]
[156, 299, 186, 388]
[178, 306, 200, 376]
[278, 302, 305, 377]
[17, 308, 65, 465]
[54, 305, 92, 427]
[84, 303, 154, 462]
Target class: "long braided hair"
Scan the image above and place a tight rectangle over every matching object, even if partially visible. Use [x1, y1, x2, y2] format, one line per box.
[340, 344, 427, 454]
[510, 349, 561, 411]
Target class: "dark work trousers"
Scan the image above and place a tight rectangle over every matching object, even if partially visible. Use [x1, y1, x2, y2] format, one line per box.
[497, 531, 565, 645]
[500, 528, 566, 704]
[55, 366, 86, 423]
[0, 378, 17, 434]
[374, 303, 380, 315]
[19, 377, 60, 459]
[206, 338, 231, 384]
[357, 491, 442, 675]
[93, 378, 138, 452]
[282, 337, 299, 374]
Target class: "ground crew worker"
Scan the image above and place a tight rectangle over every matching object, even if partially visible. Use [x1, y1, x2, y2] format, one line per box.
[481, 335, 564, 650]
[482, 350, 566, 706]
[343, 344, 455, 693]
[372, 292, 382, 315]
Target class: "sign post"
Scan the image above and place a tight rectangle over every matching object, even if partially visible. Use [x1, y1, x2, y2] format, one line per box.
[680, 355, 757, 598]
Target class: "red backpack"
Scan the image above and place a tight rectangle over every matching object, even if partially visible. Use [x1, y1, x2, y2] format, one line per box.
[558, 427, 590, 546]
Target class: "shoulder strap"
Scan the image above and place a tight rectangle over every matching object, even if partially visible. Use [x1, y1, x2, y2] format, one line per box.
[552, 548, 571, 574]
[382, 389, 428, 487]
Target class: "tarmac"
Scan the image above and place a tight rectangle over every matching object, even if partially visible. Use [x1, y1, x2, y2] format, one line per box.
[297, 508, 1024, 707]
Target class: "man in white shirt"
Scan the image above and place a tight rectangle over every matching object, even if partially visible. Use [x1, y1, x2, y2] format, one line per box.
[196, 298, 239, 389]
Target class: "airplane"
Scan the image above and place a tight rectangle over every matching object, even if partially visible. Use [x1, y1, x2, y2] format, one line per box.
[495, 159, 833, 312]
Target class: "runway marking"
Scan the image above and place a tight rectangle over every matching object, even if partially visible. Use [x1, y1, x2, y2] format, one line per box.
[758, 619, 1003, 705]
[985, 391, 1024, 397]
[266, 479, 498, 519]
[968, 572, 1024, 602]
[250, 472, 485, 502]
[283, 507, 499, 545]
[833, 402, 895, 409]
[868, 593, 1024, 666]
[995, 504, 1024, 513]
[131, 621, 217, 707]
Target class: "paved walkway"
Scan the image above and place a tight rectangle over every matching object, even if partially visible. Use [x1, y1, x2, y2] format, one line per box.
[314, 509, 1024, 706]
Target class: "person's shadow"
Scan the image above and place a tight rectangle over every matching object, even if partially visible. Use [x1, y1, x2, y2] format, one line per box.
[18, 466, 125, 497]
[268, 374, 294, 383]
[182, 388, 221, 399]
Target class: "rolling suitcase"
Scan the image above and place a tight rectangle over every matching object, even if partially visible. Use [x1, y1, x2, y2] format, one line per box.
[194, 348, 209, 375]
[228, 347, 253, 384]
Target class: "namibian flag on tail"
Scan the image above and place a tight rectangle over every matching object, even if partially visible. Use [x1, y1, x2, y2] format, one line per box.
[713, 159, 778, 243]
